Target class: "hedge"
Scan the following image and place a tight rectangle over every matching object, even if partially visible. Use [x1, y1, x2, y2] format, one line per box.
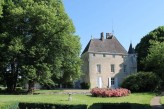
[88, 103, 151, 109]
[19, 103, 87, 109]
[80, 82, 90, 89]
[0, 102, 150, 109]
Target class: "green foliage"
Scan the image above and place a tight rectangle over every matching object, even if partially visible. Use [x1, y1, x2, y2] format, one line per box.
[0, 0, 3, 17]
[88, 103, 150, 109]
[121, 72, 161, 92]
[135, 26, 164, 71]
[0, 0, 82, 92]
[143, 42, 164, 82]
[80, 82, 90, 89]
[19, 103, 87, 109]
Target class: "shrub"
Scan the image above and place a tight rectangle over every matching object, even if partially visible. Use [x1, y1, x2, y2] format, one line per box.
[89, 103, 150, 109]
[121, 72, 161, 92]
[80, 82, 90, 89]
[90, 88, 130, 97]
[19, 103, 87, 109]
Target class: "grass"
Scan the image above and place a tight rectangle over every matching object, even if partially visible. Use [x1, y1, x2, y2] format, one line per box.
[0, 92, 155, 107]
[160, 96, 164, 105]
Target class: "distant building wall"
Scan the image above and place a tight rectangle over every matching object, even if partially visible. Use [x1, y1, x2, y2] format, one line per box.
[81, 52, 137, 89]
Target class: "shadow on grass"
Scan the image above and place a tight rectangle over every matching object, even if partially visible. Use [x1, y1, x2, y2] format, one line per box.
[0, 89, 28, 95]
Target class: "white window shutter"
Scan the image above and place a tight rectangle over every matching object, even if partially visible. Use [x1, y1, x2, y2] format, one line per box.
[108, 77, 111, 88]
[98, 77, 102, 88]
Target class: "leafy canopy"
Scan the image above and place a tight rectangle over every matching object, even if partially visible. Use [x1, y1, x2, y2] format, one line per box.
[143, 42, 164, 81]
[0, 0, 81, 91]
[135, 26, 164, 71]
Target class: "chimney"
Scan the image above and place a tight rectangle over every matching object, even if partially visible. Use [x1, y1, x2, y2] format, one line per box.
[100, 32, 104, 41]
[106, 33, 113, 39]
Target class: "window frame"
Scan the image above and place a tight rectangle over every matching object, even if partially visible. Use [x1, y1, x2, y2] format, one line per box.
[111, 64, 115, 73]
[111, 78, 115, 85]
[97, 64, 101, 73]
[123, 64, 127, 73]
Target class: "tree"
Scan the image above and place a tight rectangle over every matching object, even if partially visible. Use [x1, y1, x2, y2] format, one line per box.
[0, 0, 3, 84]
[0, 0, 81, 92]
[0, 0, 3, 17]
[135, 26, 164, 71]
[143, 42, 164, 81]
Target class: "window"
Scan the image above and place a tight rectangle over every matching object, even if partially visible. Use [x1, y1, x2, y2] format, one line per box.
[111, 64, 115, 72]
[111, 78, 115, 85]
[103, 54, 106, 57]
[112, 55, 115, 58]
[93, 53, 95, 56]
[124, 65, 127, 72]
[97, 64, 101, 73]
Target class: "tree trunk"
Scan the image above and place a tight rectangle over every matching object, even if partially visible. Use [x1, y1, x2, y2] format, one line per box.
[3, 59, 19, 93]
[5, 73, 16, 93]
[28, 80, 35, 94]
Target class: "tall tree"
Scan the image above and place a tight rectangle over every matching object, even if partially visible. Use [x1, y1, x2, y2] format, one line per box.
[135, 26, 164, 71]
[143, 42, 164, 81]
[0, 0, 81, 92]
[0, 0, 3, 84]
[0, 0, 3, 16]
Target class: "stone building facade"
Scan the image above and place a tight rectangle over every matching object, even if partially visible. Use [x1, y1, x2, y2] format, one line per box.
[81, 32, 137, 88]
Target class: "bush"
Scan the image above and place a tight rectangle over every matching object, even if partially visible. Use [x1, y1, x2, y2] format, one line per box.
[19, 103, 87, 109]
[90, 88, 130, 97]
[89, 103, 150, 109]
[80, 82, 90, 89]
[121, 72, 161, 92]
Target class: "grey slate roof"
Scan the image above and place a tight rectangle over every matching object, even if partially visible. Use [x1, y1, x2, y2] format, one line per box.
[82, 36, 127, 54]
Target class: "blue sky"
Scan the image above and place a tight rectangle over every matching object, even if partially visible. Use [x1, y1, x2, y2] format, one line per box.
[63, 0, 164, 53]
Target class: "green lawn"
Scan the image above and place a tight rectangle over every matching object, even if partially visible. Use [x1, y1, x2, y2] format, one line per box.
[0, 92, 155, 107]
[160, 96, 164, 105]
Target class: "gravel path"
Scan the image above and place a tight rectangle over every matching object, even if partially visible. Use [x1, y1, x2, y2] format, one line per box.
[150, 96, 164, 109]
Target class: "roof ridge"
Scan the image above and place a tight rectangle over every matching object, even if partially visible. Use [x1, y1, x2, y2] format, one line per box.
[81, 34, 127, 55]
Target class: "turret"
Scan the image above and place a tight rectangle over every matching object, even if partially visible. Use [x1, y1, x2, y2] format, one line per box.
[128, 43, 135, 54]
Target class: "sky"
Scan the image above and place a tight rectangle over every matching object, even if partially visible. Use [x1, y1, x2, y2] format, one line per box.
[62, 0, 164, 53]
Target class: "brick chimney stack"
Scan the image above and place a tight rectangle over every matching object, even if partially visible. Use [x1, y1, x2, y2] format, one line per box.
[106, 33, 113, 39]
[100, 32, 104, 41]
